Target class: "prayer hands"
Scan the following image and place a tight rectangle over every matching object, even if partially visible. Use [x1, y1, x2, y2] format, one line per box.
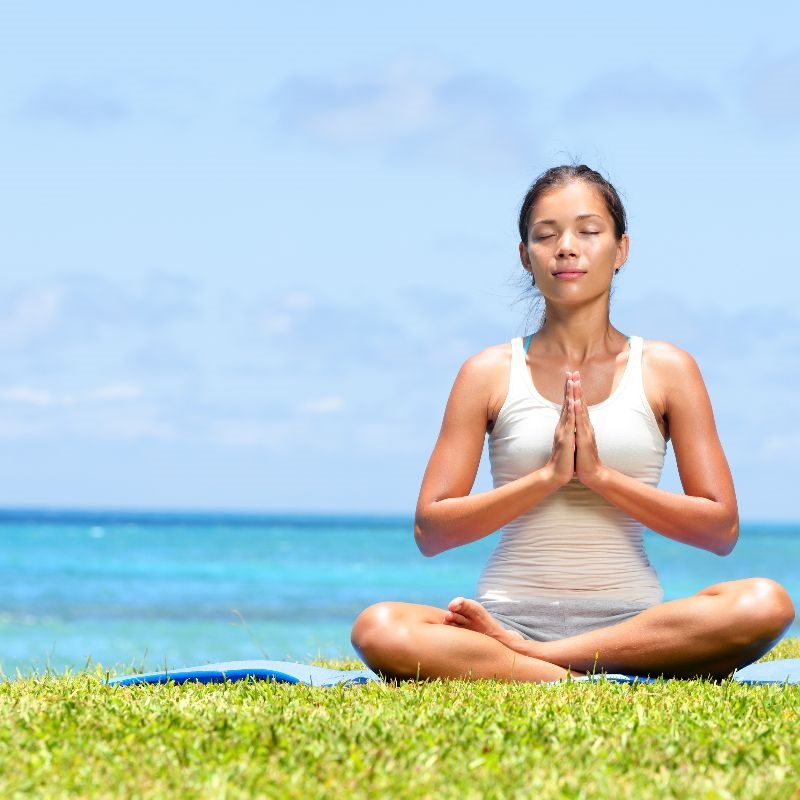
[548, 371, 603, 487]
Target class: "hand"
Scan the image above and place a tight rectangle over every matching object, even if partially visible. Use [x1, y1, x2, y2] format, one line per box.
[546, 372, 578, 486]
[571, 373, 604, 486]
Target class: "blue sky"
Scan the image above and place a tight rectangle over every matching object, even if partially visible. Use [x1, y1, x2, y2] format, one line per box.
[1, 2, 799, 518]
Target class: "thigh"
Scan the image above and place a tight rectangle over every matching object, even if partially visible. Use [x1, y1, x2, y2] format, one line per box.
[352, 600, 574, 682]
[353, 600, 448, 631]
[555, 577, 792, 677]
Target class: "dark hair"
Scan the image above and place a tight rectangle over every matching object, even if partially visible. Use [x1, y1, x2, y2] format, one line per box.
[517, 165, 627, 243]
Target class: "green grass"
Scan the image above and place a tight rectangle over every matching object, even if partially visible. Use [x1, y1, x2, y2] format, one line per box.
[1, 640, 798, 799]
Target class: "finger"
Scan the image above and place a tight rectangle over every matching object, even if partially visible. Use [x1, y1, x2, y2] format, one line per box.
[554, 400, 576, 453]
[575, 388, 595, 436]
[571, 373, 583, 402]
[558, 379, 574, 425]
[570, 377, 585, 416]
[574, 397, 586, 439]
[566, 397, 577, 438]
[574, 397, 590, 441]
[561, 373, 572, 411]
[574, 398, 600, 467]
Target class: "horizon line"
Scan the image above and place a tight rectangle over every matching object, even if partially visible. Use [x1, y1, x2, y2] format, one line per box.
[0, 506, 795, 529]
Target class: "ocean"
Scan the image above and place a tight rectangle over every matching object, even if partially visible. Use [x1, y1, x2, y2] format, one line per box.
[1, 511, 797, 676]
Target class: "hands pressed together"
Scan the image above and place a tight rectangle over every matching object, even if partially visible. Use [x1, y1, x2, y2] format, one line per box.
[548, 371, 605, 489]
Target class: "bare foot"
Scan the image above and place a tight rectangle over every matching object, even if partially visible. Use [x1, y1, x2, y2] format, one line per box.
[443, 597, 525, 649]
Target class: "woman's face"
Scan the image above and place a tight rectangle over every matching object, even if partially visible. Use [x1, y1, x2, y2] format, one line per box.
[519, 180, 629, 305]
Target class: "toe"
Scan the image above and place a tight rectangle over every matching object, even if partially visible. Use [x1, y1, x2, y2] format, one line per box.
[448, 596, 466, 612]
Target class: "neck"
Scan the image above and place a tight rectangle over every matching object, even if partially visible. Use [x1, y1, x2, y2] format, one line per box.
[536, 298, 623, 361]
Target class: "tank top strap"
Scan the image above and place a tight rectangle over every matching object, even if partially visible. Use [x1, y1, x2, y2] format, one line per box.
[507, 337, 532, 402]
[617, 335, 650, 409]
[624, 335, 644, 384]
[523, 333, 534, 353]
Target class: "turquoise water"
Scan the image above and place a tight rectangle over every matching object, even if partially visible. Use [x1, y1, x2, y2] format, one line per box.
[1, 511, 797, 675]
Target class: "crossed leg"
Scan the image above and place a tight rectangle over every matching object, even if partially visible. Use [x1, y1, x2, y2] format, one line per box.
[352, 578, 795, 682]
[351, 600, 576, 682]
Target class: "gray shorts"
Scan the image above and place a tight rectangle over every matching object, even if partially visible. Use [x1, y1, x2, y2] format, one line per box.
[480, 597, 654, 642]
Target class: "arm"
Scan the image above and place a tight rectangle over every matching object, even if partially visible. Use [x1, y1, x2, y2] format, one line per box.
[574, 343, 738, 556]
[414, 347, 576, 557]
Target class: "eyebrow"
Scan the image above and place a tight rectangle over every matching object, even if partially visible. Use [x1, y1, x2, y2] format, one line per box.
[532, 213, 604, 226]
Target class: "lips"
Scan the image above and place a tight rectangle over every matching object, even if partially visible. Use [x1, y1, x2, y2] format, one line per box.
[553, 270, 586, 279]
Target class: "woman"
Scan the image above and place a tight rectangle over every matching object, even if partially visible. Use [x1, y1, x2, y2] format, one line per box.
[351, 165, 795, 682]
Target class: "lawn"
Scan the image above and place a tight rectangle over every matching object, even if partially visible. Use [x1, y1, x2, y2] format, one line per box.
[0, 639, 798, 799]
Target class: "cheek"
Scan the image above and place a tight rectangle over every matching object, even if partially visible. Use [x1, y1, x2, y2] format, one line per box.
[529, 243, 552, 265]
[591, 239, 620, 264]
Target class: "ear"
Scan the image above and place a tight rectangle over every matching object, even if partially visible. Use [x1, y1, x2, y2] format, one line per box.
[519, 241, 532, 274]
[614, 234, 630, 271]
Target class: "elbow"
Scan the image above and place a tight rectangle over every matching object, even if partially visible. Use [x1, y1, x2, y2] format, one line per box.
[414, 516, 443, 557]
[712, 517, 739, 557]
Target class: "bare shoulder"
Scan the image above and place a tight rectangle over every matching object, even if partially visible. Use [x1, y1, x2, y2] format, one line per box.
[641, 339, 710, 426]
[641, 339, 703, 380]
[449, 342, 512, 424]
[457, 342, 511, 384]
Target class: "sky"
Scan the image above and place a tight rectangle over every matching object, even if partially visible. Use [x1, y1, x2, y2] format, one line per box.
[1, 1, 799, 519]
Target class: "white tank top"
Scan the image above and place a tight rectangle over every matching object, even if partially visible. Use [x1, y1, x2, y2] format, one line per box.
[477, 336, 666, 604]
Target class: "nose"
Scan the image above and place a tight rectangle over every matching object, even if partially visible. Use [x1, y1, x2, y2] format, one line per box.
[556, 230, 578, 258]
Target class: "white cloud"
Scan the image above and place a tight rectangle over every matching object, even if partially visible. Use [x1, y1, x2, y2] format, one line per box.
[0, 383, 142, 407]
[0, 387, 60, 407]
[21, 82, 128, 128]
[90, 384, 143, 401]
[282, 292, 316, 311]
[278, 62, 438, 143]
[0, 418, 49, 440]
[742, 51, 800, 127]
[760, 433, 800, 459]
[0, 286, 63, 349]
[208, 419, 295, 449]
[89, 413, 176, 442]
[613, 295, 800, 365]
[261, 312, 293, 336]
[302, 396, 345, 414]
[0, 274, 197, 359]
[271, 60, 535, 169]
[567, 65, 719, 121]
[258, 293, 318, 337]
[0, 400, 171, 443]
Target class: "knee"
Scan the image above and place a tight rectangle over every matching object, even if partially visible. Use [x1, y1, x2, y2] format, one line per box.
[350, 603, 389, 656]
[735, 578, 795, 641]
[351, 602, 409, 667]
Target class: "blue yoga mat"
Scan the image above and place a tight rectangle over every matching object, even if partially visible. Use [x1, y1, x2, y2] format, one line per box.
[108, 661, 379, 687]
[108, 658, 800, 687]
[579, 658, 800, 685]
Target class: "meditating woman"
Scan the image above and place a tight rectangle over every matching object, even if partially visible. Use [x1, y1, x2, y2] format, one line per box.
[351, 165, 795, 681]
